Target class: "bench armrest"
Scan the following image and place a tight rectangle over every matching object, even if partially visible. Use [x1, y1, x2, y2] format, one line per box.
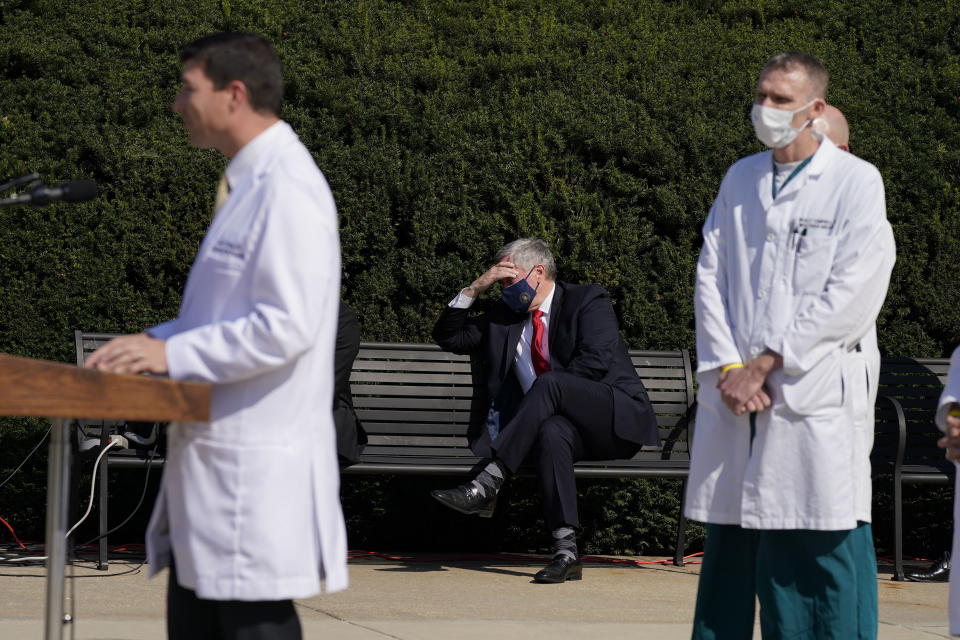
[683, 400, 698, 450]
[877, 394, 906, 475]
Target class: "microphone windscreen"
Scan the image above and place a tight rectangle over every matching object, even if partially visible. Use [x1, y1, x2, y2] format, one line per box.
[62, 179, 98, 202]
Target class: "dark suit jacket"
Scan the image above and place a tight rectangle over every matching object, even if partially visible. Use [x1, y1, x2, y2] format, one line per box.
[432, 281, 659, 455]
[334, 302, 367, 467]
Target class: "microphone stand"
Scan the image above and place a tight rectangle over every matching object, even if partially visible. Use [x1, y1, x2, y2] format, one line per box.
[0, 173, 41, 207]
[0, 172, 39, 193]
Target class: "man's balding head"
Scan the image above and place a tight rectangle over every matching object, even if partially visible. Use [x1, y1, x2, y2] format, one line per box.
[812, 104, 850, 151]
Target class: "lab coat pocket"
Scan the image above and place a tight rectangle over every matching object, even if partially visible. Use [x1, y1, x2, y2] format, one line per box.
[777, 351, 843, 415]
[792, 235, 837, 294]
[844, 356, 870, 421]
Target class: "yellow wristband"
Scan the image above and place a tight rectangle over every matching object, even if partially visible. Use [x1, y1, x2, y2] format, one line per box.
[948, 408, 960, 418]
[721, 363, 744, 374]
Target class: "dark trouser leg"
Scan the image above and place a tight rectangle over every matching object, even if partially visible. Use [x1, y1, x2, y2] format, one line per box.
[167, 561, 302, 640]
[491, 371, 638, 530]
[852, 523, 879, 639]
[756, 522, 877, 640]
[217, 599, 303, 640]
[536, 416, 584, 529]
[167, 562, 220, 640]
[691, 524, 760, 640]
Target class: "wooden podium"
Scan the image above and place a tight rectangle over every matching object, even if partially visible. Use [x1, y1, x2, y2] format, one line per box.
[0, 353, 211, 640]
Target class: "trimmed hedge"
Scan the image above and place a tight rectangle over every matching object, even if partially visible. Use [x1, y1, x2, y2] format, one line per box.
[0, 0, 958, 554]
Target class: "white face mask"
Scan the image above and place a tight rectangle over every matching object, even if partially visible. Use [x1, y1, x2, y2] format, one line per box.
[751, 99, 816, 149]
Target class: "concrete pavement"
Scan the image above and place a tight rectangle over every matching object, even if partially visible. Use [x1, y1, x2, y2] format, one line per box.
[0, 553, 951, 639]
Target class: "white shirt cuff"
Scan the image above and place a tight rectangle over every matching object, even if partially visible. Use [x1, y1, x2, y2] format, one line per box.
[448, 290, 475, 309]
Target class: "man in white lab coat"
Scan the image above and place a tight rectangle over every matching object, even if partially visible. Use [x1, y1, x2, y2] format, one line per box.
[936, 350, 960, 635]
[686, 51, 896, 638]
[85, 33, 347, 639]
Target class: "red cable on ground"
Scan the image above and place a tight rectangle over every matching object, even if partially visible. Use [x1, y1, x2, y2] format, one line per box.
[0, 516, 27, 550]
[347, 550, 704, 565]
[876, 554, 933, 565]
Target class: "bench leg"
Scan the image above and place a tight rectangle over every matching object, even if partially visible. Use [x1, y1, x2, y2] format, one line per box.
[97, 454, 109, 570]
[674, 478, 688, 566]
[893, 474, 904, 581]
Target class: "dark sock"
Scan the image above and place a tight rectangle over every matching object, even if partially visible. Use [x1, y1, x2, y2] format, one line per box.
[552, 526, 578, 561]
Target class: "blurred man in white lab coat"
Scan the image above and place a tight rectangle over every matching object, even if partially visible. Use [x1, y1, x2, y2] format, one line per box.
[686, 51, 895, 639]
[86, 33, 347, 640]
[936, 351, 960, 635]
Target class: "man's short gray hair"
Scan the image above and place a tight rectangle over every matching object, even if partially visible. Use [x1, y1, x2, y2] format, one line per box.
[761, 51, 829, 99]
[495, 237, 557, 280]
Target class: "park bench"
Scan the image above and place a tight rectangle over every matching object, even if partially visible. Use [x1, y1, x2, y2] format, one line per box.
[73, 333, 698, 568]
[873, 356, 955, 581]
[79, 333, 956, 581]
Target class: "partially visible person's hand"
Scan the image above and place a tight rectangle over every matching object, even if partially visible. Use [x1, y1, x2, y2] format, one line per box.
[742, 389, 773, 414]
[83, 333, 167, 375]
[462, 261, 520, 299]
[717, 351, 783, 416]
[938, 404, 960, 462]
[718, 366, 769, 416]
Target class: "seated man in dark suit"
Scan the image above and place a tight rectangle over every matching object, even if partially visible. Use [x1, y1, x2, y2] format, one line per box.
[431, 237, 659, 583]
[333, 302, 366, 468]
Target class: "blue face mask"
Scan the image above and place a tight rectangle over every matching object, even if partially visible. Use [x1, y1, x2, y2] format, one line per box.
[501, 267, 539, 314]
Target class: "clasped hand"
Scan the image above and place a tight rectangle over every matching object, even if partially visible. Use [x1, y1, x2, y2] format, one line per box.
[717, 363, 773, 417]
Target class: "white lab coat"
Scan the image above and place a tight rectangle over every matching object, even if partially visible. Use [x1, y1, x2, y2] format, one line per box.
[686, 137, 896, 531]
[935, 347, 960, 636]
[144, 121, 348, 600]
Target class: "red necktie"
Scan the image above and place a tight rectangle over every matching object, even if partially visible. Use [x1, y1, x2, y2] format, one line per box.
[532, 310, 550, 376]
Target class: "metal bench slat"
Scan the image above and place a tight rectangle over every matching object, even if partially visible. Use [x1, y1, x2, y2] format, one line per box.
[351, 384, 475, 397]
[631, 368, 687, 378]
[367, 435, 470, 447]
[353, 360, 474, 373]
[356, 409, 471, 423]
[354, 397, 473, 410]
[629, 356, 686, 367]
[356, 348, 470, 361]
[350, 371, 475, 384]
[362, 445, 477, 457]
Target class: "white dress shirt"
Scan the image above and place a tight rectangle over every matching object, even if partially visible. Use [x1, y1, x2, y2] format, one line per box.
[448, 282, 556, 392]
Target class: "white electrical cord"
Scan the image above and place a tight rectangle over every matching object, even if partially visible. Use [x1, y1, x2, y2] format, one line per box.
[2, 438, 122, 564]
[66, 439, 119, 540]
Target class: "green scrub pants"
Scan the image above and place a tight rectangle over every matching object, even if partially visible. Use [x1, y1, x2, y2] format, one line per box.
[691, 522, 877, 639]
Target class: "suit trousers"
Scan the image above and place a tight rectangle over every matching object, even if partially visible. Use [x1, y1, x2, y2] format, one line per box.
[166, 561, 303, 640]
[490, 370, 640, 529]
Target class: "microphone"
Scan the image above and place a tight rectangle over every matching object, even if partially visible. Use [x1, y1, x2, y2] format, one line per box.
[0, 179, 98, 207]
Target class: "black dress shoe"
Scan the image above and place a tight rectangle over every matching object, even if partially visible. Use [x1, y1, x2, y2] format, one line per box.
[905, 551, 950, 582]
[430, 483, 497, 518]
[533, 554, 582, 583]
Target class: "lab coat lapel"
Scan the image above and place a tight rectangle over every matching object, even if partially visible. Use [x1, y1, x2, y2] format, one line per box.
[757, 150, 775, 212]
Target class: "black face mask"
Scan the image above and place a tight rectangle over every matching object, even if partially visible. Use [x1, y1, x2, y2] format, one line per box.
[501, 266, 539, 314]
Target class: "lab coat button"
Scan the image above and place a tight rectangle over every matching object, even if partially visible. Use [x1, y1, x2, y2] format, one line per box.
[766, 233, 774, 242]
